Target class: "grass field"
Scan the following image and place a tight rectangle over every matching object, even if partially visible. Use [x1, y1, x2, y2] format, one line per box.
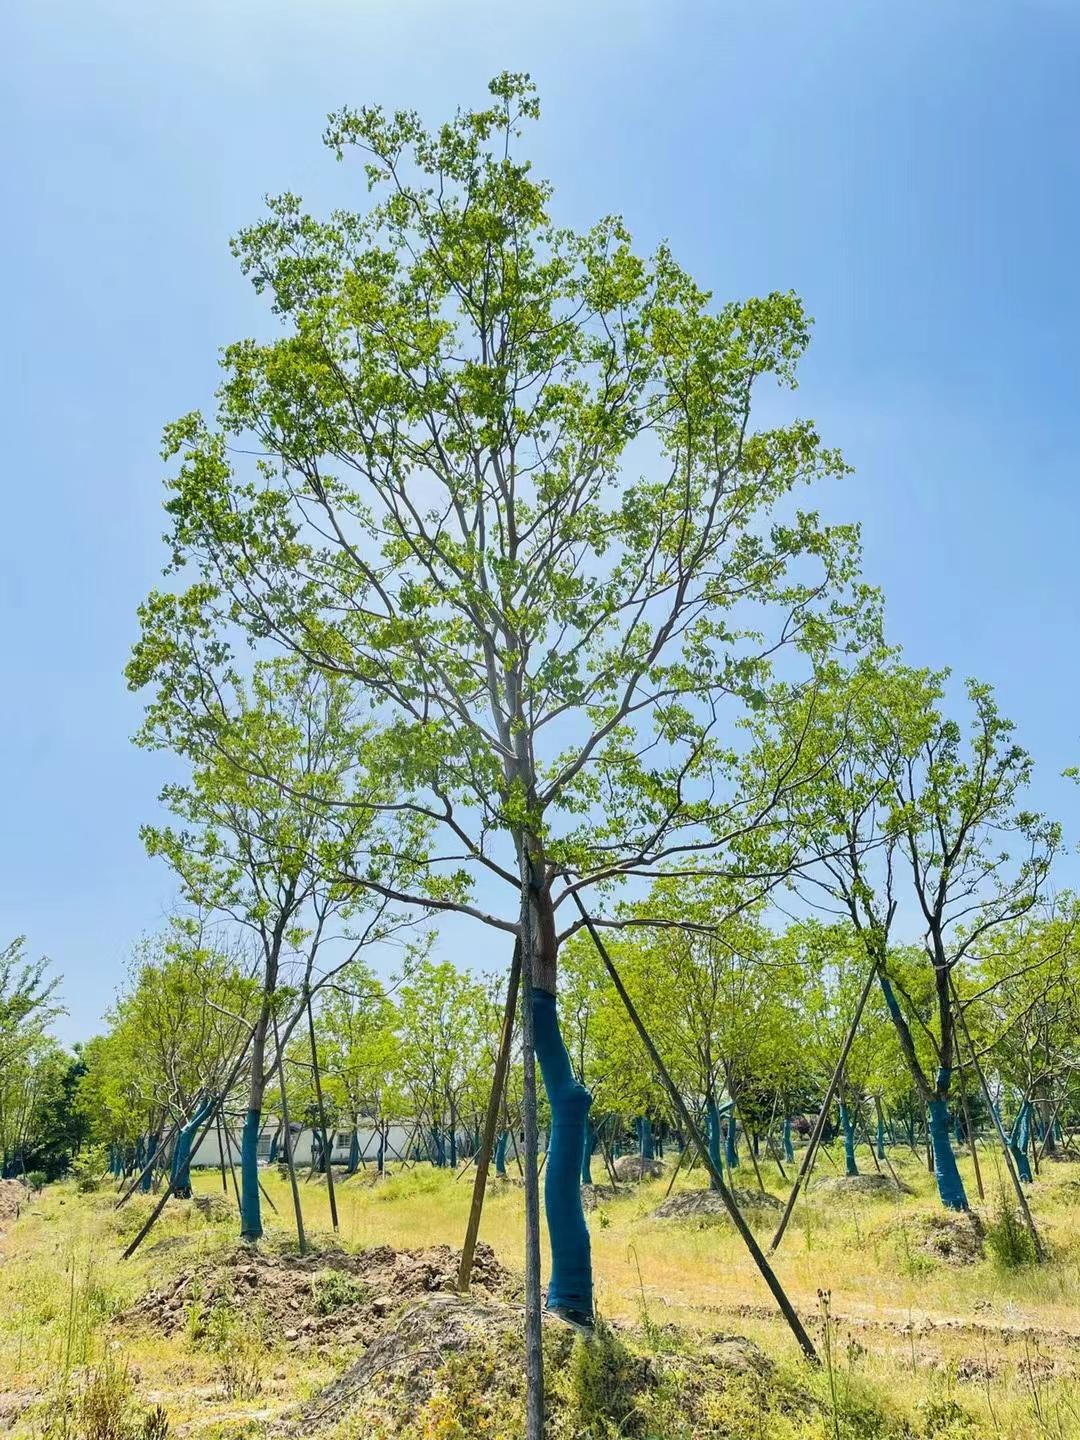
[2, 1145, 1079, 1438]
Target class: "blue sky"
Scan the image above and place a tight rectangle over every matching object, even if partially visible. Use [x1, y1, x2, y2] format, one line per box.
[3, 0, 1078, 1042]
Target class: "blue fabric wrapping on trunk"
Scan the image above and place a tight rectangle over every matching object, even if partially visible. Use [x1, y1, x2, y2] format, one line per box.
[172, 1096, 216, 1198]
[724, 1113, 739, 1169]
[495, 1129, 509, 1177]
[1010, 1102, 1033, 1183]
[532, 987, 593, 1318]
[876, 1111, 886, 1159]
[928, 1092, 968, 1210]
[783, 1117, 795, 1162]
[141, 1134, 159, 1192]
[240, 1107, 263, 1239]
[838, 1101, 859, 1176]
[706, 1095, 724, 1190]
[580, 1120, 596, 1185]
[347, 1130, 360, 1174]
[636, 1115, 654, 1161]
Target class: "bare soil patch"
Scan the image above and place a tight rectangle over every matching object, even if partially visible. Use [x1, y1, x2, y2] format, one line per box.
[0, 1178, 29, 1233]
[580, 1182, 623, 1210]
[812, 1173, 911, 1199]
[886, 1210, 987, 1265]
[280, 1292, 774, 1437]
[651, 1186, 783, 1222]
[613, 1155, 666, 1181]
[121, 1241, 516, 1353]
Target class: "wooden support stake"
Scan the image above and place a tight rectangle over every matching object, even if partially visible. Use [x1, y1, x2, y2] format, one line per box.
[770, 955, 880, 1254]
[306, 991, 339, 1233]
[272, 1012, 307, 1255]
[949, 975, 1042, 1261]
[458, 941, 522, 1292]
[574, 893, 818, 1366]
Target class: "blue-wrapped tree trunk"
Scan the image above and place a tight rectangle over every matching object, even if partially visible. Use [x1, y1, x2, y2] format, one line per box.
[724, 1113, 739, 1169]
[347, 1129, 361, 1175]
[838, 1101, 859, 1176]
[928, 1096, 968, 1210]
[783, 1116, 795, 1162]
[495, 1129, 509, 1178]
[533, 987, 593, 1322]
[705, 1094, 725, 1191]
[240, 1108, 264, 1239]
[876, 1110, 886, 1160]
[636, 1115, 654, 1162]
[1010, 1102, 1033, 1183]
[172, 1096, 216, 1199]
[140, 1134, 159, 1193]
[579, 1120, 595, 1185]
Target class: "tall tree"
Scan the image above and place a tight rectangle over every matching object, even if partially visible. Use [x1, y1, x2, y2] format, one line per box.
[129, 72, 869, 1352]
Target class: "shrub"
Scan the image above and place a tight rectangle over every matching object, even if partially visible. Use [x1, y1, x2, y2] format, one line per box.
[44, 1356, 170, 1440]
[985, 1189, 1037, 1269]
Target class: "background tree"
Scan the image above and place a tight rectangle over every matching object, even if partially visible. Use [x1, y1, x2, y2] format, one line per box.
[751, 657, 1061, 1210]
[126, 654, 413, 1237]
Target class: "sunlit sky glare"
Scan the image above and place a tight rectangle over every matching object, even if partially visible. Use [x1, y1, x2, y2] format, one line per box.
[4, 1, 1079, 1042]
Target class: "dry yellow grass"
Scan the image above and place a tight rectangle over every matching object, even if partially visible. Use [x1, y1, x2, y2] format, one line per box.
[2, 1143, 1079, 1437]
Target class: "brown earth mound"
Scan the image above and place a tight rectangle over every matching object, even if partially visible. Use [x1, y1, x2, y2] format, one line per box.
[651, 1186, 783, 1222]
[280, 1292, 774, 1437]
[121, 1241, 515, 1353]
[896, 1210, 986, 1265]
[613, 1155, 666, 1181]
[0, 1179, 29, 1232]
[580, 1183, 622, 1210]
[812, 1173, 911, 1199]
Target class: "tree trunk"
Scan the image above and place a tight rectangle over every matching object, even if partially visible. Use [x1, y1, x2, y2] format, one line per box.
[838, 1098, 859, 1177]
[241, 999, 270, 1241]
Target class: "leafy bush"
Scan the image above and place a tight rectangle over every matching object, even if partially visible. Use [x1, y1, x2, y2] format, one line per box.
[26, 1170, 48, 1191]
[985, 1189, 1037, 1269]
[72, 1144, 109, 1193]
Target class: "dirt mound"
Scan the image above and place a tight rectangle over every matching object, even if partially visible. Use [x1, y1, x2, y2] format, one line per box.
[122, 1241, 515, 1353]
[580, 1183, 622, 1210]
[283, 1292, 531, 1431]
[282, 1293, 775, 1437]
[903, 1211, 986, 1265]
[613, 1155, 666, 1181]
[812, 1173, 911, 1199]
[651, 1186, 783, 1222]
[192, 1193, 234, 1222]
[0, 1179, 29, 1231]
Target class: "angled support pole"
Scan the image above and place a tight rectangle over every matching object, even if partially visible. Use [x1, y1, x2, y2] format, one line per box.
[948, 975, 1043, 1261]
[305, 989, 339, 1233]
[573, 893, 818, 1366]
[770, 954, 880, 1254]
[272, 1011, 307, 1255]
[458, 940, 522, 1292]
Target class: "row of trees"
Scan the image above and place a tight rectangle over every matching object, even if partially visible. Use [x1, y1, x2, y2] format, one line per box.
[75, 891, 1080, 1196]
